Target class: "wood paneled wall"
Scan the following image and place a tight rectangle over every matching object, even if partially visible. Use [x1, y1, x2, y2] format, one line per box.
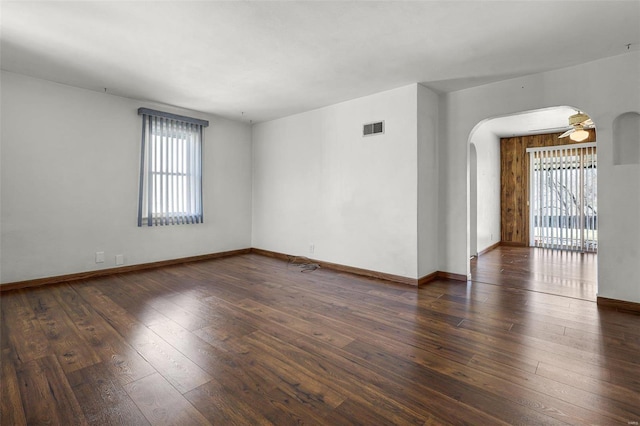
[500, 130, 596, 246]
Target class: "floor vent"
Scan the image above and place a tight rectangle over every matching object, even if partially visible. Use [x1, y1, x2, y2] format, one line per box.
[363, 121, 384, 136]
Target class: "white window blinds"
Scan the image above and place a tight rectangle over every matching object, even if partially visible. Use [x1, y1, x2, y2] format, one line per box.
[528, 142, 597, 252]
[138, 108, 209, 226]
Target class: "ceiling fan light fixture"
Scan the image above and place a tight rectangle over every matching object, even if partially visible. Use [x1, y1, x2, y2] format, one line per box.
[570, 129, 589, 142]
[569, 112, 591, 126]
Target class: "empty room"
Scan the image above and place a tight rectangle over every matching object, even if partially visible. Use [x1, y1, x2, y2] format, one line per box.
[1, 1, 640, 425]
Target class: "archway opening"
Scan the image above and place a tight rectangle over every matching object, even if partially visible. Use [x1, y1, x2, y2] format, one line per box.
[467, 106, 598, 300]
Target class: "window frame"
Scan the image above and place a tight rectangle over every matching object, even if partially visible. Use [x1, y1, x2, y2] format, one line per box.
[137, 108, 209, 227]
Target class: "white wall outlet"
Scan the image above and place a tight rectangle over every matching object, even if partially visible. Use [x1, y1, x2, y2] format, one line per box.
[95, 251, 105, 263]
[115, 254, 124, 266]
[309, 244, 315, 254]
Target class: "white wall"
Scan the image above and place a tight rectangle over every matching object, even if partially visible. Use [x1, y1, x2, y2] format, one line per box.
[417, 84, 440, 277]
[0, 72, 252, 284]
[439, 51, 640, 303]
[469, 143, 477, 256]
[469, 125, 501, 253]
[4, 53, 638, 304]
[252, 84, 421, 278]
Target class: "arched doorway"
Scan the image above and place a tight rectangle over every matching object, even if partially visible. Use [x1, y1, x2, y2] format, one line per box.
[467, 106, 598, 300]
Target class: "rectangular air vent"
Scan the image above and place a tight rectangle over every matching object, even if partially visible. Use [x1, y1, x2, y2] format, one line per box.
[363, 120, 384, 137]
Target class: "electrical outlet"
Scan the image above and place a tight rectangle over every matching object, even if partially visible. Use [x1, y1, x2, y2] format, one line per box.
[95, 251, 105, 263]
[309, 244, 315, 254]
[115, 254, 124, 266]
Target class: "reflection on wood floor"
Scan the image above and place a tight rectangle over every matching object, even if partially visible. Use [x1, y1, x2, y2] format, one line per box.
[471, 245, 597, 301]
[2, 251, 639, 425]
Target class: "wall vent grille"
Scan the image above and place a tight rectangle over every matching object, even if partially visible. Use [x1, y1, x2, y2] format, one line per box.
[363, 121, 384, 137]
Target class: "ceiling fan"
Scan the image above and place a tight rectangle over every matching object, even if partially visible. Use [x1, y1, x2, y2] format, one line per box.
[559, 112, 594, 141]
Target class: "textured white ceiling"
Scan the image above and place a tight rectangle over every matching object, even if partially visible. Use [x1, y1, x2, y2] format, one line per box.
[2, 1, 639, 124]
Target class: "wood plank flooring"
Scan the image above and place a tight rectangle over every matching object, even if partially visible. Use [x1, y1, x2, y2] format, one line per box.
[1, 251, 639, 425]
[471, 246, 597, 301]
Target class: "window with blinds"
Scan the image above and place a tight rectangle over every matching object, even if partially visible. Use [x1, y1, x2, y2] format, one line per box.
[527, 142, 597, 252]
[137, 108, 209, 226]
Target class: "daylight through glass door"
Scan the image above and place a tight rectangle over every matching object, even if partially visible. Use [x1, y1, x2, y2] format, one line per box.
[528, 143, 597, 252]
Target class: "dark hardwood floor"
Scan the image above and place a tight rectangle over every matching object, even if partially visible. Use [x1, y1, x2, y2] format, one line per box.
[472, 246, 597, 301]
[2, 251, 639, 425]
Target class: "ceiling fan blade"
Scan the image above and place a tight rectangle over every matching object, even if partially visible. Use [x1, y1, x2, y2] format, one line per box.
[582, 118, 594, 127]
[559, 128, 575, 138]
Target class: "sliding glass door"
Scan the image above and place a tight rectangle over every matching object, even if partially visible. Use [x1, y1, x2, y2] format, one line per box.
[528, 143, 597, 252]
